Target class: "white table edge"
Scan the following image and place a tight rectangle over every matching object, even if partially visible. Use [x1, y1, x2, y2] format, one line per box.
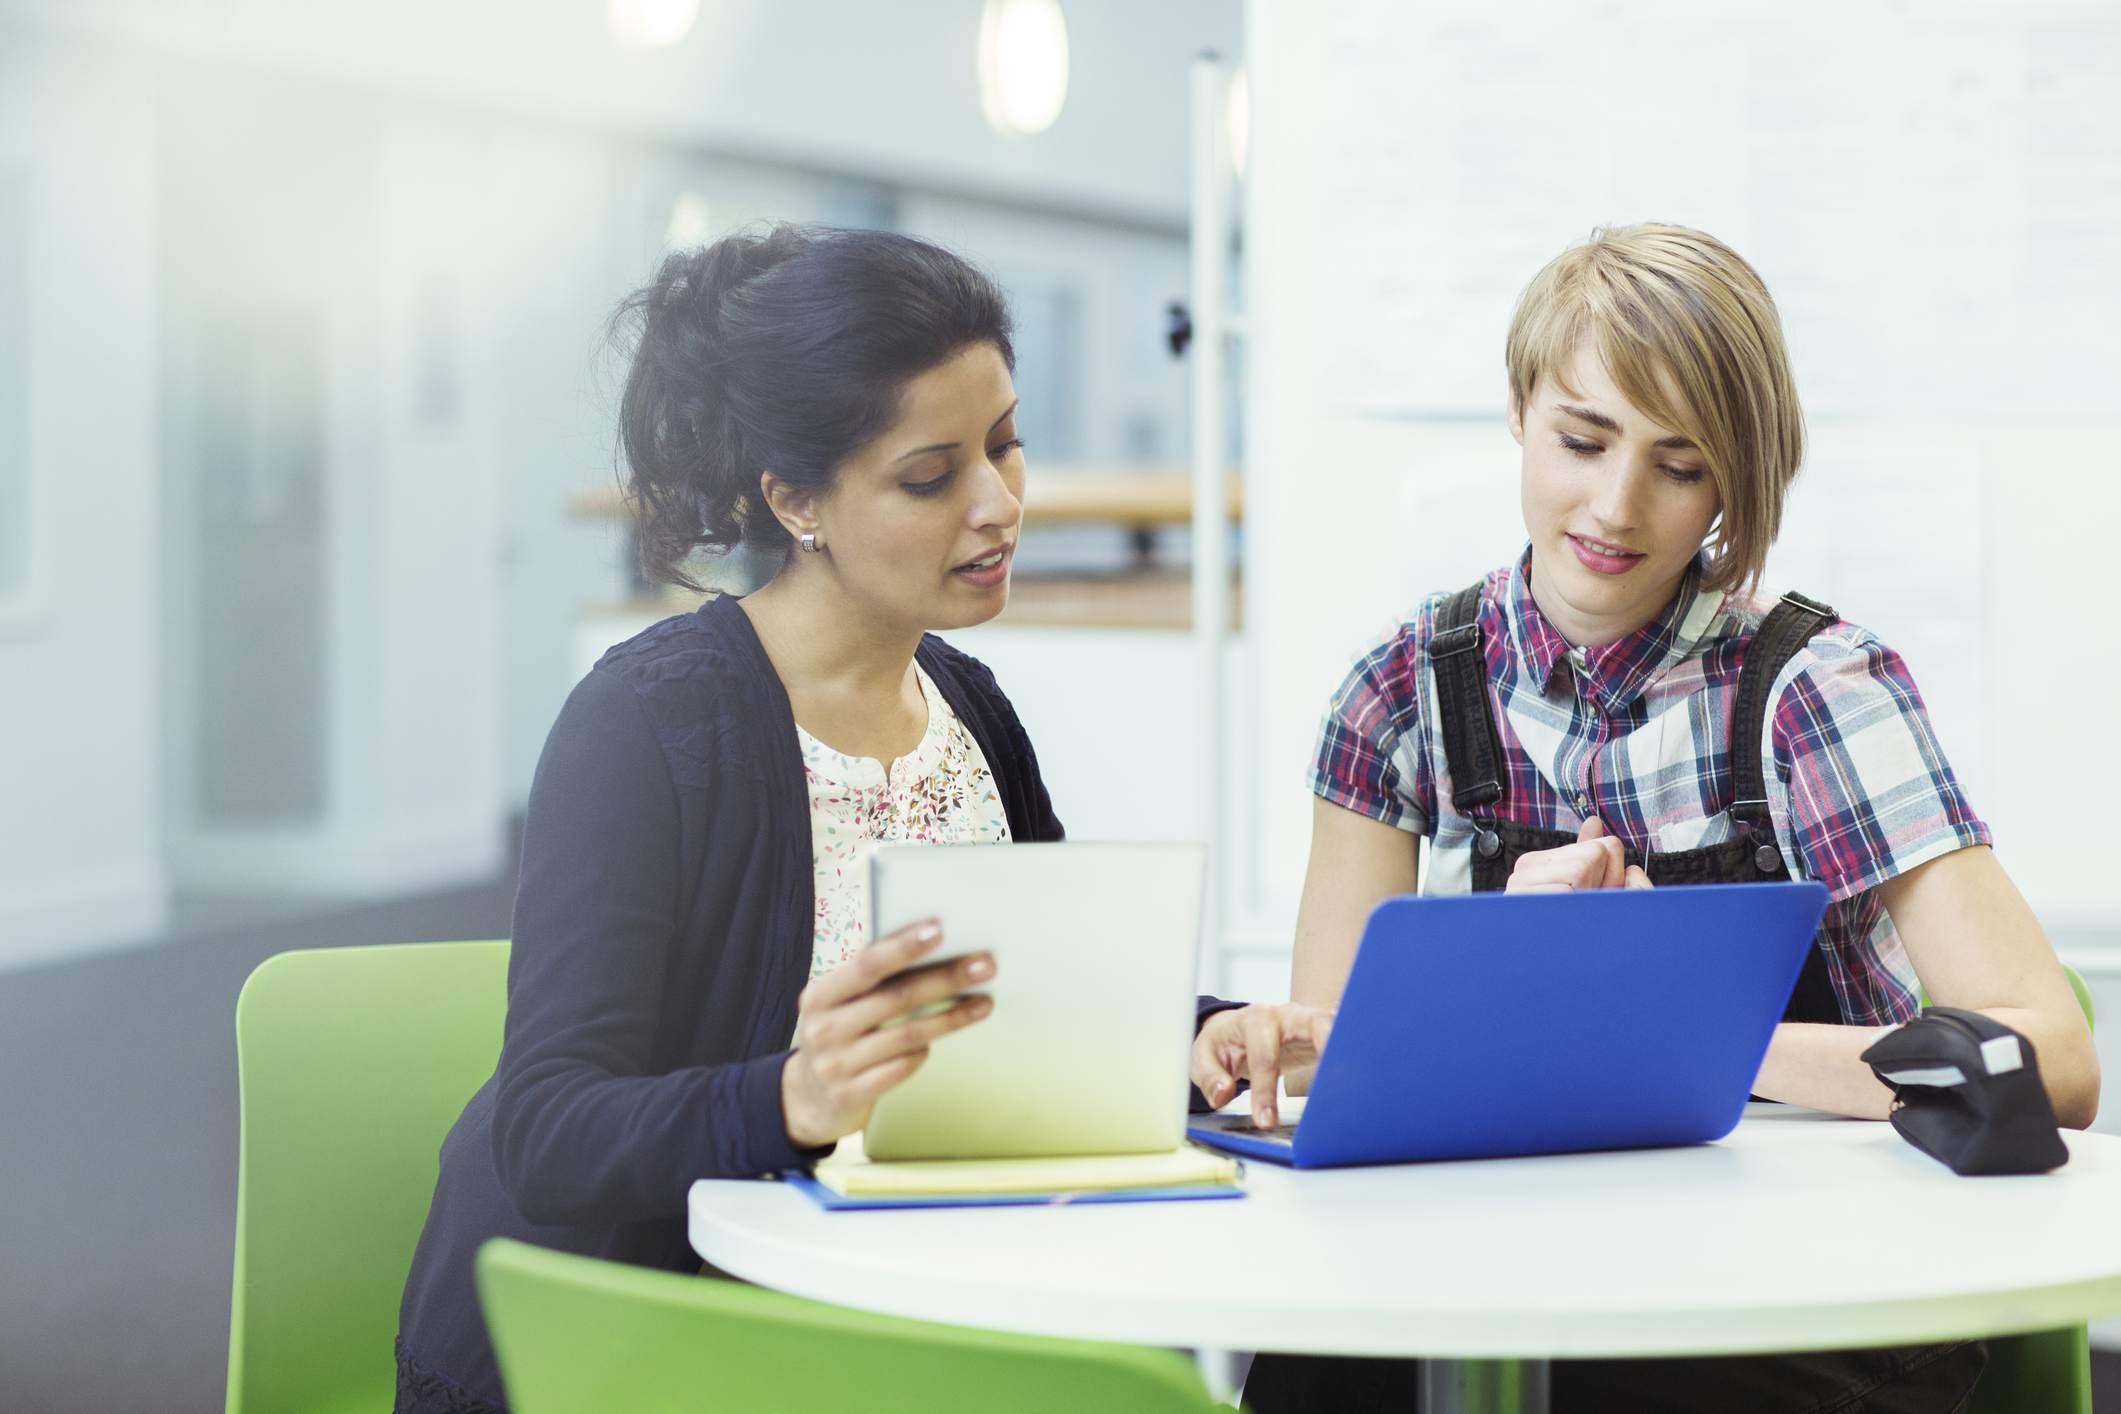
[688, 1122, 2121, 1361]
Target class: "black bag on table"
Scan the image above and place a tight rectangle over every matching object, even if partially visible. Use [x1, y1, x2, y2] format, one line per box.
[1859, 1006, 2068, 1176]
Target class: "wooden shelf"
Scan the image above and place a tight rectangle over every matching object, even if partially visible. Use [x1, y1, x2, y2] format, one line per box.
[996, 570, 1242, 630]
[569, 465, 1243, 530]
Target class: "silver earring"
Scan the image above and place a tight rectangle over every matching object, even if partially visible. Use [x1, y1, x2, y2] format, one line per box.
[798, 531, 823, 554]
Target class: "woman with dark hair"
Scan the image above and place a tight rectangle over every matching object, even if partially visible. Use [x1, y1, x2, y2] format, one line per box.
[392, 224, 1061, 1414]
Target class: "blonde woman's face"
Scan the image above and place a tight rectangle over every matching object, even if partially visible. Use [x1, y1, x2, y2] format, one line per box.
[1510, 343, 1721, 648]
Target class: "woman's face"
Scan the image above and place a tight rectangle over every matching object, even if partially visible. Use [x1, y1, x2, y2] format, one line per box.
[791, 341, 1026, 633]
[1510, 342, 1722, 647]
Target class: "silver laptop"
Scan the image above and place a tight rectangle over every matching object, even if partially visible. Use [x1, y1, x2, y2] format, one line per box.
[862, 841, 1204, 1161]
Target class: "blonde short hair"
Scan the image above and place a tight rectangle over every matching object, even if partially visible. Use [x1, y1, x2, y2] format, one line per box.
[1505, 224, 1803, 595]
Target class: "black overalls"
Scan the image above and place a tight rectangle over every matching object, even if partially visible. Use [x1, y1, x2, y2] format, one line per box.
[1428, 580, 1845, 1025]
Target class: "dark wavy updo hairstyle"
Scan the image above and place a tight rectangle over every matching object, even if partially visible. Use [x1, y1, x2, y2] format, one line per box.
[613, 224, 1016, 589]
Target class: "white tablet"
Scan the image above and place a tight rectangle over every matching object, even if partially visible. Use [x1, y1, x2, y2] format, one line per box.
[861, 841, 1205, 1162]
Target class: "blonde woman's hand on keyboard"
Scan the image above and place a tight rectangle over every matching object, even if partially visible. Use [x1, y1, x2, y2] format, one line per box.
[1192, 1003, 1335, 1130]
[780, 920, 995, 1149]
[1506, 816, 1652, 892]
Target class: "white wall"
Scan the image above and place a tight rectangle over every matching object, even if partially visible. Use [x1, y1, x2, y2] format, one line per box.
[0, 28, 167, 966]
[156, 74, 509, 895]
[342, 107, 509, 887]
[1239, 0, 2121, 977]
[1978, 423, 2121, 934]
[483, 129, 639, 807]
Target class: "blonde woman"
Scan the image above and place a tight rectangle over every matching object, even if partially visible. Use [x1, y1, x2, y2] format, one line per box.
[1196, 224, 2098, 1412]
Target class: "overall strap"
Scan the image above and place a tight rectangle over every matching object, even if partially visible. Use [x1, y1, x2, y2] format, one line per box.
[1428, 583, 1506, 818]
[1728, 590, 1837, 854]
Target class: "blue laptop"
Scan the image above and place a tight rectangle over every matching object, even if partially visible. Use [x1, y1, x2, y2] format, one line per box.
[1188, 882, 1829, 1168]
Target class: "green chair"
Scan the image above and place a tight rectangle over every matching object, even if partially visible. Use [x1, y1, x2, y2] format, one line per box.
[475, 1237, 1227, 1413]
[226, 940, 510, 1414]
[1945, 962, 2097, 1414]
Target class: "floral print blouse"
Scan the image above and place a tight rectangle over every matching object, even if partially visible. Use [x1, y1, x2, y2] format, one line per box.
[797, 663, 1012, 983]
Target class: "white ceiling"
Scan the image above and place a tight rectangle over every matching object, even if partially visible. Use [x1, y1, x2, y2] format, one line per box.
[8, 0, 1242, 224]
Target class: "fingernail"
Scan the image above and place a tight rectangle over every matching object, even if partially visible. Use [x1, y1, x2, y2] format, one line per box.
[915, 924, 941, 943]
[965, 956, 993, 980]
[1258, 1107, 1276, 1128]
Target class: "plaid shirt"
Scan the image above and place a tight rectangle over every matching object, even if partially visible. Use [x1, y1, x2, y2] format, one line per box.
[1311, 549, 1991, 1026]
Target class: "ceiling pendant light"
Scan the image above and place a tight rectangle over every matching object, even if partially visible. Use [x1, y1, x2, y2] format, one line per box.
[978, 0, 1070, 136]
[609, 0, 699, 48]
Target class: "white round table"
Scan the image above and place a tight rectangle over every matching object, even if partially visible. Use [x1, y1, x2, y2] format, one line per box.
[689, 1106, 2121, 1412]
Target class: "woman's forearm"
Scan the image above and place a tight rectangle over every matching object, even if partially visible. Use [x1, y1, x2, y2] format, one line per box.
[1748, 1022, 1897, 1119]
[1751, 1011, 2100, 1127]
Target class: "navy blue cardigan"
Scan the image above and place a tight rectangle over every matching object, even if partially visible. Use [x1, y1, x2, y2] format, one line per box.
[394, 594, 1064, 1411]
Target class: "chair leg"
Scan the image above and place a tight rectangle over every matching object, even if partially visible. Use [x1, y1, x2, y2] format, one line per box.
[1193, 1348, 1244, 1405]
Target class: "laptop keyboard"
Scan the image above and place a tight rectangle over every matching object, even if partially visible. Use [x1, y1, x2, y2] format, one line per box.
[1196, 1112, 1297, 1144]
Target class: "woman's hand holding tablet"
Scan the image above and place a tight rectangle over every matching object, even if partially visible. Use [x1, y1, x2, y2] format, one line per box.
[780, 920, 996, 1149]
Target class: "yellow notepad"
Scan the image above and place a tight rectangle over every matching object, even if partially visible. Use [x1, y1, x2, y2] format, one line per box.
[813, 1131, 1241, 1198]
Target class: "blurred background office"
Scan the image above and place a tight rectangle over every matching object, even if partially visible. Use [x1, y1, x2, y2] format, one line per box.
[3, 2, 2119, 1411]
